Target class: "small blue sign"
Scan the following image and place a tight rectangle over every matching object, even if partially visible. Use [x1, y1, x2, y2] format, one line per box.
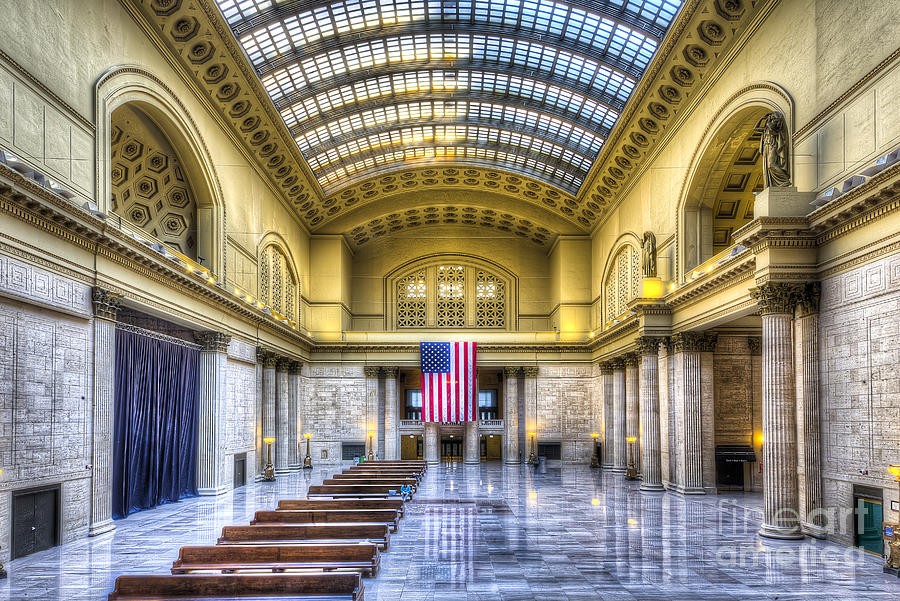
[886, 526, 894, 538]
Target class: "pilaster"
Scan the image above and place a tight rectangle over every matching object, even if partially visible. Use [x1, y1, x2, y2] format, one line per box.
[611, 358, 626, 473]
[196, 331, 231, 495]
[504, 367, 520, 465]
[637, 337, 664, 492]
[258, 348, 277, 477]
[424, 422, 439, 465]
[288, 361, 302, 470]
[274, 357, 292, 473]
[600, 362, 614, 469]
[522, 366, 538, 459]
[623, 353, 641, 475]
[364, 366, 381, 460]
[383, 367, 400, 460]
[89, 288, 120, 536]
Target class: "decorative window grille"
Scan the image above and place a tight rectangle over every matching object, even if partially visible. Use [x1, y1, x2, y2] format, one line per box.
[436, 265, 466, 328]
[259, 245, 298, 323]
[397, 269, 427, 327]
[475, 270, 505, 328]
[604, 244, 641, 325]
[394, 262, 509, 329]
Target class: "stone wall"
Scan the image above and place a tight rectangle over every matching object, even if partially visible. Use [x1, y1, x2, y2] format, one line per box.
[0, 291, 93, 563]
[224, 338, 258, 489]
[301, 364, 368, 464]
[534, 365, 596, 463]
[819, 250, 900, 544]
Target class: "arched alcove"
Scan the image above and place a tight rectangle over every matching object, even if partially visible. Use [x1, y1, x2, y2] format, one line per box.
[96, 67, 226, 275]
[600, 234, 642, 328]
[677, 84, 793, 278]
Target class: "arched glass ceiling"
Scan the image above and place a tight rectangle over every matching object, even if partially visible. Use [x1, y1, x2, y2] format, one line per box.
[215, 0, 683, 195]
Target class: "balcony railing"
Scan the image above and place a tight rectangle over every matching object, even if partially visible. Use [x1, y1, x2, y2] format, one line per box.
[480, 419, 504, 428]
[398, 419, 504, 430]
[399, 420, 423, 428]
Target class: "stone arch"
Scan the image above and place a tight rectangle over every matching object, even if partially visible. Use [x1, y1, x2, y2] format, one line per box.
[95, 66, 226, 275]
[676, 83, 793, 278]
[600, 233, 642, 328]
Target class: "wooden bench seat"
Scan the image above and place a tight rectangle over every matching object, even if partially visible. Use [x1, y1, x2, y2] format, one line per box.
[251, 510, 400, 532]
[171, 544, 380, 577]
[108, 573, 363, 600]
[307, 485, 411, 499]
[323, 478, 416, 491]
[347, 468, 423, 477]
[276, 499, 405, 518]
[218, 524, 391, 550]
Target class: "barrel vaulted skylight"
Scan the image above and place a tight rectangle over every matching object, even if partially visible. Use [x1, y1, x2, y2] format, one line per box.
[215, 0, 682, 194]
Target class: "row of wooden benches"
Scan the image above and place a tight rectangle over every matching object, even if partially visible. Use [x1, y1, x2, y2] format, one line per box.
[108, 460, 427, 600]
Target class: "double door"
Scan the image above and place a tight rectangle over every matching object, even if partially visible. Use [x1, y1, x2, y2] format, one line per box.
[13, 487, 59, 559]
[441, 438, 462, 461]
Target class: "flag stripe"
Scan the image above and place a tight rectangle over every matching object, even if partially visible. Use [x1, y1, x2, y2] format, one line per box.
[420, 341, 476, 423]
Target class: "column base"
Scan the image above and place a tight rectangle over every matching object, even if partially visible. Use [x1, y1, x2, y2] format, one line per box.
[758, 523, 804, 540]
[504, 459, 520, 465]
[89, 519, 116, 537]
[669, 484, 707, 495]
[600, 463, 613, 470]
[611, 467, 625, 473]
[464, 459, 480, 465]
[639, 482, 665, 492]
[197, 485, 229, 496]
[274, 467, 292, 475]
[801, 522, 828, 539]
[288, 463, 301, 471]
[426, 459, 440, 465]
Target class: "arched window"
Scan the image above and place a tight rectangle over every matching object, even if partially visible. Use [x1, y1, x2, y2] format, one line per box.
[259, 244, 298, 323]
[392, 260, 511, 329]
[604, 245, 641, 325]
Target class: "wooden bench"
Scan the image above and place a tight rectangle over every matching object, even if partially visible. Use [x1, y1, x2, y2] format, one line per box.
[171, 544, 380, 577]
[108, 573, 363, 600]
[348, 465, 424, 475]
[251, 509, 400, 532]
[277, 499, 405, 518]
[218, 524, 391, 550]
[353, 462, 425, 474]
[307, 484, 412, 500]
[323, 478, 416, 491]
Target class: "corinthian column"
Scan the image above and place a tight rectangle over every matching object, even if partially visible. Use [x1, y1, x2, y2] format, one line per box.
[601, 362, 614, 469]
[624, 353, 641, 475]
[258, 349, 277, 476]
[753, 283, 803, 540]
[504, 367, 520, 464]
[89, 288, 120, 535]
[288, 362, 302, 470]
[638, 337, 664, 492]
[611, 358, 626, 473]
[383, 367, 400, 460]
[197, 331, 231, 494]
[795, 283, 825, 538]
[275, 358, 292, 473]
[363, 366, 381, 460]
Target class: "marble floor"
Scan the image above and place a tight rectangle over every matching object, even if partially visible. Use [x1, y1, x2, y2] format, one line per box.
[1, 463, 898, 600]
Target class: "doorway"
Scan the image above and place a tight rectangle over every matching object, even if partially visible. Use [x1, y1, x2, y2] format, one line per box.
[480, 434, 502, 461]
[855, 494, 884, 556]
[441, 436, 462, 461]
[12, 486, 59, 559]
[401, 435, 423, 460]
[233, 453, 246, 489]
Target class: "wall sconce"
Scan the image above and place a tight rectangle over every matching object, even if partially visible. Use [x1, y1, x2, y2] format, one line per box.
[590, 433, 600, 468]
[263, 437, 276, 481]
[528, 432, 537, 464]
[367, 431, 375, 461]
[625, 436, 638, 480]
[303, 433, 313, 469]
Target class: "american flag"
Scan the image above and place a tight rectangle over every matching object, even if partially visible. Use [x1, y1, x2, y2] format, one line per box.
[420, 341, 477, 422]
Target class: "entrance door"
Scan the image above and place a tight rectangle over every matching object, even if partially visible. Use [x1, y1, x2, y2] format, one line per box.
[233, 453, 246, 489]
[401, 435, 423, 460]
[856, 497, 884, 555]
[441, 437, 462, 461]
[12, 487, 59, 559]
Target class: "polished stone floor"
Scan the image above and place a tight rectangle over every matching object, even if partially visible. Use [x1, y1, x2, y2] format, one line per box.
[1, 463, 898, 600]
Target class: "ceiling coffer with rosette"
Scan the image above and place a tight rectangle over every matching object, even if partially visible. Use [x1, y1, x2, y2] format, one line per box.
[214, 0, 683, 196]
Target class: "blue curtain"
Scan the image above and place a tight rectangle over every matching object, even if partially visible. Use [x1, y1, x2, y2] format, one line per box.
[113, 328, 199, 519]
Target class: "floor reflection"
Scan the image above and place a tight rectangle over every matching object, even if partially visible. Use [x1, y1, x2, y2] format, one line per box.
[0, 463, 896, 600]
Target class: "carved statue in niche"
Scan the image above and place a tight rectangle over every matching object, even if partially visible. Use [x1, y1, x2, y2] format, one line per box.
[759, 111, 791, 187]
[642, 231, 657, 277]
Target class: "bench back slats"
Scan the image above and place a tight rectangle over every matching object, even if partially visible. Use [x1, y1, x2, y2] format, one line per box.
[109, 573, 361, 599]
[276, 499, 403, 512]
[251, 510, 398, 525]
[174, 544, 377, 566]
[219, 524, 389, 543]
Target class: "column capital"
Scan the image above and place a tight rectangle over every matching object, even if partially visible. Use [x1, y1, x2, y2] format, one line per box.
[795, 282, 821, 317]
[609, 357, 626, 370]
[257, 348, 277, 368]
[92, 287, 122, 321]
[503, 366, 521, 377]
[363, 366, 381, 378]
[289, 360, 303, 375]
[521, 366, 539, 378]
[671, 331, 718, 353]
[276, 357, 293, 372]
[636, 336, 663, 356]
[747, 336, 762, 356]
[751, 282, 803, 315]
[382, 366, 400, 378]
[599, 361, 615, 375]
[622, 352, 640, 367]
[196, 331, 231, 353]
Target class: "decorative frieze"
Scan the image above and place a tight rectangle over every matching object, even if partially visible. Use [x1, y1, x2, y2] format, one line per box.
[751, 282, 803, 315]
[92, 287, 121, 320]
[196, 331, 231, 353]
[671, 331, 718, 353]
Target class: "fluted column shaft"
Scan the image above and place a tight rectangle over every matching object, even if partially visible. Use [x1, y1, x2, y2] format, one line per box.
[612, 361, 626, 473]
[287, 363, 301, 470]
[260, 350, 277, 476]
[464, 421, 480, 464]
[424, 422, 439, 464]
[197, 332, 231, 494]
[274, 359, 292, 473]
[638, 338, 663, 491]
[601, 366, 614, 469]
[364, 367, 380, 460]
[754, 283, 803, 540]
[89, 288, 119, 535]
[624, 355, 641, 475]
[504, 367, 520, 464]
[795, 284, 824, 538]
[384, 367, 400, 460]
